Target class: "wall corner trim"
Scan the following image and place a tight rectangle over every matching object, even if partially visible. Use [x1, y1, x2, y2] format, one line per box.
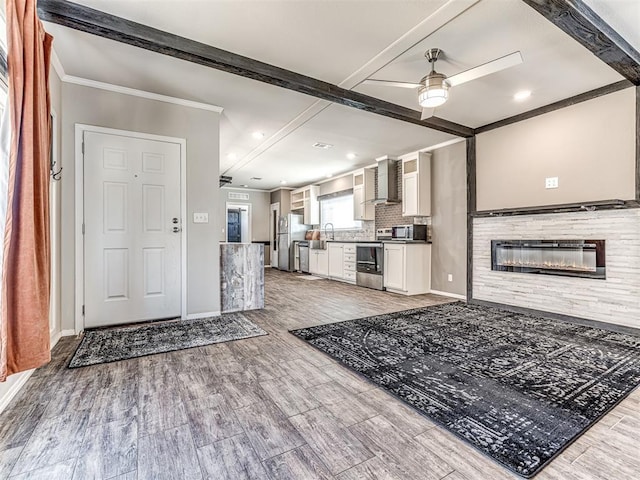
[50, 47, 66, 79]
[63, 75, 224, 113]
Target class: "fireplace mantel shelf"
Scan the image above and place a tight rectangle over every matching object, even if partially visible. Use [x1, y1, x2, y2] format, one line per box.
[472, 199, 638, 218]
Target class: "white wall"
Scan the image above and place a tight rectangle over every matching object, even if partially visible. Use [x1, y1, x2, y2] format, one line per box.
[476, 87, 636, 210]
[220, 188, 271, 242]
[60, 83, 222, 328]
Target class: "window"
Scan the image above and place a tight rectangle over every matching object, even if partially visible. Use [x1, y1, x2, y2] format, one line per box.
[320, 194, 361, 230]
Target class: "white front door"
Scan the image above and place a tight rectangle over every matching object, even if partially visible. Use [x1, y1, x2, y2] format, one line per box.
[84, 131, 182, 328]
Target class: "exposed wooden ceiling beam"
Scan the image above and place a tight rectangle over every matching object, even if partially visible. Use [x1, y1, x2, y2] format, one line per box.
[37, 0, 474, 138]
[522, 0, 640, 85]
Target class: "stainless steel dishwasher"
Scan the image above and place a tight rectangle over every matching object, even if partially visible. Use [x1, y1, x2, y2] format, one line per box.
[298, 241, 310, 273]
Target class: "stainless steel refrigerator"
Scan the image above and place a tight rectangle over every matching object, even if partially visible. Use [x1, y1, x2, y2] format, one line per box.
[277, 214, 307, 271]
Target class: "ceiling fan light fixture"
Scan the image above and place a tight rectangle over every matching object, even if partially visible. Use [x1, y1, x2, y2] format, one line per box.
[418, 72, 450, 108]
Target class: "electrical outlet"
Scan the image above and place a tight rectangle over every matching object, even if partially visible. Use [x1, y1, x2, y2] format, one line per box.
[447, 274, 453, 282]
[545, 177, 559, 189]
[193, 212, 209, 223]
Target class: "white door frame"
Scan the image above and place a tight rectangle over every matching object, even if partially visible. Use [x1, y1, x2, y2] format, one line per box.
[74, 124, 187, 333]
[225, 202, 252, 243]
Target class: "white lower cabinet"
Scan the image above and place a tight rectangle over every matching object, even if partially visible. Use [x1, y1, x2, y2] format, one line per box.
[328, 244, 344, 279]
[383, 243, 431, 295]
[328, 243, 357, 284]
[309, 249, 328, 276]
[343, 244, 356, 284]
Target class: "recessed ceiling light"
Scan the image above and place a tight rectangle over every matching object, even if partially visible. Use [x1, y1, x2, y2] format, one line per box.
[513, 90, 531, 101]
[280, 180, 287, 185]
[346, 153, 357, 160]
[242, 184, 249, 188]
[325, 173, 333, 178]
[312, 142, 333, 149]
[252, 131, 265, 139]
[250, 177, 262, 181]
[227, 153, 237, 160]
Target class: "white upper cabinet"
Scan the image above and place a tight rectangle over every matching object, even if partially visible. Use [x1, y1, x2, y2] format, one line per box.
[402, 152, 431, 217]
[353, 168, 375, 221]
[291, 185, 320, 225]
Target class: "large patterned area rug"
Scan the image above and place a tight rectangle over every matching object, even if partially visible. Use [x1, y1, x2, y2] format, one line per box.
[290, 302, 640, 478]
[69, 313, 267, 368]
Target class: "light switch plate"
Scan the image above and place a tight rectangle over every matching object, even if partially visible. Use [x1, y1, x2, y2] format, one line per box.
[193, 212, 209, 223]
[545, 177, 559, 189]
[447, 274, 453, 282]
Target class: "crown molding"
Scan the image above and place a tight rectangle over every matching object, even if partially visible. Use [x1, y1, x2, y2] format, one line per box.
[62, 75, 224, 113]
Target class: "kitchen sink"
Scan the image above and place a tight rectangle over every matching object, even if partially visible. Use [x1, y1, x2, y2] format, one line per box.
[309, 240, 326, 250]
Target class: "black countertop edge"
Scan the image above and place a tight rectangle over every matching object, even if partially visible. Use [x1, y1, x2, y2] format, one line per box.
[471, 199, 639, 218]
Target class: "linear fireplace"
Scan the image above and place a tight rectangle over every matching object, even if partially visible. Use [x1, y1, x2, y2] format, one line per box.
[491, 240, 606, 280]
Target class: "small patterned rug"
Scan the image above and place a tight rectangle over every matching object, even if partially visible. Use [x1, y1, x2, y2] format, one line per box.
[69, 313, 267, 368]
[290, 302, 640, 478]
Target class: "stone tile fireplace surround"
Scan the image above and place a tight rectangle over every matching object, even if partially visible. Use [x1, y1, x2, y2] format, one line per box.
[473, 209, 640, 329]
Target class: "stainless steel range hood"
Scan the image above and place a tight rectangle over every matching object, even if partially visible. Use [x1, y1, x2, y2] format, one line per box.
[370, 156, 400, 204]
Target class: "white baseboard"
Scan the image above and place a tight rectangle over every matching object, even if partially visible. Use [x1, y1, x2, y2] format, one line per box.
[185, 311, 221, 320]
[430, 289, 467, 301]
[0, 328, 78, 414]
[0, 369, 36, 414]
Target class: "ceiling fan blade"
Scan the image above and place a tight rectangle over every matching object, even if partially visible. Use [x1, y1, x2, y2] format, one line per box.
[447, 51, 523, 87]
[421, 108, 435, 120]
[362, 79, 421, 89]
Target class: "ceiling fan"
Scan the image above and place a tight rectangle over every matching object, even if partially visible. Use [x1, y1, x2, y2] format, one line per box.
[363, 49, 523, 119]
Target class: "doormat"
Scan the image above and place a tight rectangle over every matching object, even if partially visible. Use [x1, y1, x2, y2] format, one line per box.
[69, 313, 267, 368]
[290, 302, 640, 478]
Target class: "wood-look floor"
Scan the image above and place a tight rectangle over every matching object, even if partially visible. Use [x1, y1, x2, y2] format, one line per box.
[1, 268, 639, 479]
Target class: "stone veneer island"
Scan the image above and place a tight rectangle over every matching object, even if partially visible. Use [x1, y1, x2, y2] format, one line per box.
[220, 243, 265, 313]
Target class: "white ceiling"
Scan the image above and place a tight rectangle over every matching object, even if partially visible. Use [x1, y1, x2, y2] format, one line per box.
[43, 0, 634, 190]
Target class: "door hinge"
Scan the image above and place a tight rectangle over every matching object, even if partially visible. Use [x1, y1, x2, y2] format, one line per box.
[82, 223, 85, 235]
[82, 141, 85, 155]
[82, 305, 85, 316]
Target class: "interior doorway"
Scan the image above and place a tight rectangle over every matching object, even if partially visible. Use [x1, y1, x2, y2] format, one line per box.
[226, 203, 251, 243]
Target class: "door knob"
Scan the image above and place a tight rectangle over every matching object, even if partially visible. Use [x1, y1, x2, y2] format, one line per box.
[173, 226, 182, 233]
[172, 218, 179, 224]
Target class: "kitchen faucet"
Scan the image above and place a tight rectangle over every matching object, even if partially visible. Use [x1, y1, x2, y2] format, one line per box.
[324, 223, 335, 241]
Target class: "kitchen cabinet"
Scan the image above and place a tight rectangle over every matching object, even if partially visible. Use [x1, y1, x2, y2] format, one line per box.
[328, 243, 344, 279]
[353, 168, 375, 221]
[343, 244, 356, 284]
[402, 152, 431, 217]
[383, 243, 431, 295]
[309, 249, 328, 276]
[291, 185, 320, 225]
[327, 243, 357, 283]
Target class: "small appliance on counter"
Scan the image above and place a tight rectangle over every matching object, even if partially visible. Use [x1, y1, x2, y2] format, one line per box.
[391, 224, 429, 241]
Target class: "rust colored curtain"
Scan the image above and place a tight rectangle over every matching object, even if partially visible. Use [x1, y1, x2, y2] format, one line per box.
[0, 0, 52, 381]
